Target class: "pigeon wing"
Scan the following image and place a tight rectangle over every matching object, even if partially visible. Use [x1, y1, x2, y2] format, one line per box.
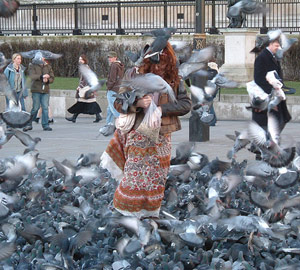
[190, 85, 205, 103]
[248, 121, 268, 146]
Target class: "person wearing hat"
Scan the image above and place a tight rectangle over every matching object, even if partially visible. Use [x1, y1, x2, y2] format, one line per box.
[99, 51, 124, 136]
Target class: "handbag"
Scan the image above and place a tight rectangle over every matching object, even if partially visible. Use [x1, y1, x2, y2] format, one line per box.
[115, 113, 136, 134]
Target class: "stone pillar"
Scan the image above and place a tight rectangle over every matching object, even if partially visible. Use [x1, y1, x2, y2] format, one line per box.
[219, 29, 258, 84]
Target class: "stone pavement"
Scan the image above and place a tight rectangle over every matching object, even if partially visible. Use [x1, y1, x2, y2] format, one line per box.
[0, 117, 299, 166]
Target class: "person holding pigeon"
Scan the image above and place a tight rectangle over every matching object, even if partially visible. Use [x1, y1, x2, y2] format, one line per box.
[101, 42, 191, 219]
[66, 54, 102, 123]
[99, 51, 124, 136]
[23, 56, 54, 131]
[253, 36, 291, 131]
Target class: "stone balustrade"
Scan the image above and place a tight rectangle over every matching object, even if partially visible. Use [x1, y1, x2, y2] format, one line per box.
[1, 90, 299, 122]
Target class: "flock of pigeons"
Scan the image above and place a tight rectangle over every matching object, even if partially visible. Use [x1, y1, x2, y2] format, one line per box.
[0, 1, 299, 269]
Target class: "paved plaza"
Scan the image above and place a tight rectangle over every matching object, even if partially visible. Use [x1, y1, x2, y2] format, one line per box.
[1, 117, 299, 166]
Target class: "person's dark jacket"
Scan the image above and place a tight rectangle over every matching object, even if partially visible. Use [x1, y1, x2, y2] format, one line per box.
[28, 62, 54, 94]
[253, 48, 291, 129]
[114, 79, 192, 135]
[106, 61, 124, 93]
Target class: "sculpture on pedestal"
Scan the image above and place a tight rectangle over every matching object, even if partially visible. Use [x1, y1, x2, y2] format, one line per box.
[227, 0, 266, 28]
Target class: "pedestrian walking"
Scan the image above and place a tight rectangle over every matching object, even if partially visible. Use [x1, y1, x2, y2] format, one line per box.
[66, 54, 102, 123]
[99, 51, 124, 136]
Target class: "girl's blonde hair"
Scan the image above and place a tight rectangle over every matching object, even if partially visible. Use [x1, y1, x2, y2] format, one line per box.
[12, 53, 21, 61]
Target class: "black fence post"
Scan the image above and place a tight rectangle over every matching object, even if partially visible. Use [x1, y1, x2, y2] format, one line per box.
[260, 0, 268, 34]
[32, 4, 41, 35]
[73, 3, 82, 35]
[190, 0, 209, 142]
[116, 1, 125, 35]
[164, 0, 168, 28]
[209, 0, 219, 34]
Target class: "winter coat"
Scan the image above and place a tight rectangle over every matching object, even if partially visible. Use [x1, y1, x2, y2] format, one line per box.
[28, 62, 54, 94]
[253, 48, 291, 129]
[106, 61, 124, 93]
[4, 62, 28, 97]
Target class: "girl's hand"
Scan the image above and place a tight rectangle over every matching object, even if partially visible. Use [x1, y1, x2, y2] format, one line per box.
[136, 95, 152, 109]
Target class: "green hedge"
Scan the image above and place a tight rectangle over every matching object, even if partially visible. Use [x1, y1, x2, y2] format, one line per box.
[0, 35, 298, 81]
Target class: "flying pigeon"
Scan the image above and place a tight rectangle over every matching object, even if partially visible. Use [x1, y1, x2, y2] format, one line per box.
[20, 49, 62, 65]
[78, 64, 106, 98]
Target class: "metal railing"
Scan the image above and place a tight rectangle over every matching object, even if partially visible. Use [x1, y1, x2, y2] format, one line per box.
[0, 0, 299, 36]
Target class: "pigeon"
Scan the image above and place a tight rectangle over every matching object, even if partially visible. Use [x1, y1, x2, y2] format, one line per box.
[143, 27, 177, 62]
[210, 73, 239, 89]
[0, 242, 16, 261]
[171, 142, 195, 165]
[78, 64, 106, 98]
[0, 52, 10, 71]
[0, 0, 19, 18]
[0, 126, 14, 147]
[190, 83, 218, 123]
[51, 230, 92, 268]
[250, 36, 270, 53]
[251, 191, 300, 215]
[226, 130, 250, 159]
[247, 112, 295, 167]
[124, 46, 149, 67]
[11, 129, 41, 152]
[20, 49, 62, 65]
[170, 40, 193, 64]
[178, 47, 214, 80]
[276, 33, 298, 59]
[266, 29, 298, 59]
[119, 73, 177, 104]
[76, 153, 101, 168]
[0, 74, 31, 128]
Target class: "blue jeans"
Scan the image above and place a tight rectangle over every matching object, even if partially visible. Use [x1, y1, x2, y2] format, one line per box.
[31, 92, 50, 128]
[5, 92, 26, 111]
[106, 90, 120, 125]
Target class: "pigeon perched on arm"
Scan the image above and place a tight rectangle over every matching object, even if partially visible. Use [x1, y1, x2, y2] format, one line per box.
[119, 73, 177, 104]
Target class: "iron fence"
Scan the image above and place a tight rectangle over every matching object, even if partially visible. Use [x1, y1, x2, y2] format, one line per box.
[0, 0, 299, 36]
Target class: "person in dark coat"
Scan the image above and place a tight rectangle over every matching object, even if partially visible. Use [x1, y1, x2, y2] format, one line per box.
[253, 38, 291, 131]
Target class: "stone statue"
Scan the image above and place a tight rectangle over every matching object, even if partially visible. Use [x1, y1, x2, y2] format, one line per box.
[227, 0, 245, 28]
[227, 0, 266, 28]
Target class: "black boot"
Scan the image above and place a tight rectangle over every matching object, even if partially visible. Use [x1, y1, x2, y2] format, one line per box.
[66, 113, 78, 123]
[93, 113, 102, 123]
